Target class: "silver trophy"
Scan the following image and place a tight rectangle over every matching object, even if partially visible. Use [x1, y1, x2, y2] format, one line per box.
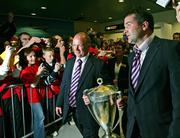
[84, 78, 121, 138]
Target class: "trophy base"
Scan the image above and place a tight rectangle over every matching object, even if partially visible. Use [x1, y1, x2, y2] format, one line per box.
[102, 133, 120, 138]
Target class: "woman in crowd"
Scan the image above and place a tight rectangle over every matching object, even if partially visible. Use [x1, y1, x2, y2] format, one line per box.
[0, 45, 15, 138]
[0, 44, 23, 138]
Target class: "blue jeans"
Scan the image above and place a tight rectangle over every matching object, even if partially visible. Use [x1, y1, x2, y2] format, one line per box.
[31, 103, 45, 138]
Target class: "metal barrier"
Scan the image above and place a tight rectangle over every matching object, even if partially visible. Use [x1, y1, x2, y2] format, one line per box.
[0, 84, 62, 138]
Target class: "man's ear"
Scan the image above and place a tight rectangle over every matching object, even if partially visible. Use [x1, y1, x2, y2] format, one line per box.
[142, 21, 149, 31]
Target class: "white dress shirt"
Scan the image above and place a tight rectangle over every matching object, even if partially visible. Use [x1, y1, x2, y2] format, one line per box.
[71, 53, 89, 80]
[137, 34, 154, 67]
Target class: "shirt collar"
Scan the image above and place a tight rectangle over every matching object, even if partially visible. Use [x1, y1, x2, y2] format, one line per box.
[75, 53, 89, 63]
[135, 34, 154, 52]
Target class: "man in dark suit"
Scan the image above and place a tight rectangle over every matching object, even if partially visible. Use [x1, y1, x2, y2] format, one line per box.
[117, 9, 180, 138]
[56, 32, 111, 138]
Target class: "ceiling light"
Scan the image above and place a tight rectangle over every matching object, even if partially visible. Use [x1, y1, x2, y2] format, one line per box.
[41, 6, 47, 10]
[108, 17, 112, 20]
[146, 8, 151, 11]
[118, 0, 124, 2]
[31, 13, 36, 16]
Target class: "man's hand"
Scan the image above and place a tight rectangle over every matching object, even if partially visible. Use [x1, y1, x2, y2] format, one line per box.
[116, 96, 128, 110]
[82, 95, 90, 105]
[56, 107, 62, 117]
[37, 64, 45, 76]
[175, 4, 180, 22]
[172, 0, 180, 23]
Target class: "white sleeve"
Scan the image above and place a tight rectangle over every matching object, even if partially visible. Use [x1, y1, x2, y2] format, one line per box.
[0, 65, 9, 76]
[0, 47, 12, 79]
[0, 65, 9, 80]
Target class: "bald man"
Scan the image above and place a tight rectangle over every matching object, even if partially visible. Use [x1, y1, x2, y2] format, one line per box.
[56, 32, 112, 138]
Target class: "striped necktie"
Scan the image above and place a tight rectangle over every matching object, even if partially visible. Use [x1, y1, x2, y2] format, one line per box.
[69, 59, 82, 107]
[131, 47, 142, 89]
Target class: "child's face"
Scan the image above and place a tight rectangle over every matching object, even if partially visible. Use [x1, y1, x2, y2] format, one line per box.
[43, 51, 54, 64]
[26, 51, 36, 66]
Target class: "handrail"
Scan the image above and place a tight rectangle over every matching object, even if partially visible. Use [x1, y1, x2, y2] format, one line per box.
[1, 83, 62, 138]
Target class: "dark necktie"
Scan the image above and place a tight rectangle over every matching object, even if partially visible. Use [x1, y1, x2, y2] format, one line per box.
[69, 59, 82, 107]
[131, 47, 142, 89]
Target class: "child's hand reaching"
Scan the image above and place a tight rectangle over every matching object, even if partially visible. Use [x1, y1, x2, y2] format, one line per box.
[37, 64, 45, 75]
[54, 62, 61, 72]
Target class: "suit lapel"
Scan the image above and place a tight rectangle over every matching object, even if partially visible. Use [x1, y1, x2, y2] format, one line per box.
[135, 36, 160, 93]
[129, 52, 136, 95]
[67, 58, 76, 91]
[78, 55, 93, 87]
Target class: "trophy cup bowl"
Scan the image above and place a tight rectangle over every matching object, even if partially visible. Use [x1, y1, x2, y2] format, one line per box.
[84, 79, 120, 138]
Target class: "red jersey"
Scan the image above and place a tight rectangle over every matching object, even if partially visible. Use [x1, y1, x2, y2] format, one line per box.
[20, 64, 45, 103]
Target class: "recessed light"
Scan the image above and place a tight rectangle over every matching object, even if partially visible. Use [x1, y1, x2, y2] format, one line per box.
[41, 6, 47, 10]
[108, 17, 112, 20]
[31, 13, 36, 16]
[118, 0, 124, 2]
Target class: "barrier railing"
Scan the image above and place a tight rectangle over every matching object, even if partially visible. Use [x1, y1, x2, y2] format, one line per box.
[0, 84, 62, 138]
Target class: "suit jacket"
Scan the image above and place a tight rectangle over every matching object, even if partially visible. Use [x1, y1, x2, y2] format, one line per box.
[127, 36, 180, 138]
[56, 54, 112, 124]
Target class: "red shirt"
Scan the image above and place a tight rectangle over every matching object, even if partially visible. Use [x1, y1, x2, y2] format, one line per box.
[0, 76, 21, 116]
[0, 76, 22, 100]
[20, 64, 45, 103]
[46, 79, 60, 99]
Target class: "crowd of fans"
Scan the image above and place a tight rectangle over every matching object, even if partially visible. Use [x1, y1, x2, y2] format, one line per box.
[0, 13, 131, 137]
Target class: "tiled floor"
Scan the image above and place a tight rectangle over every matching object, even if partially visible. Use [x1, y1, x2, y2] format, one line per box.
[57, 123, 82, 138]
[46, 123, 82, 138]
[47, 122, 103, 138]
[47, 123, 124, 138]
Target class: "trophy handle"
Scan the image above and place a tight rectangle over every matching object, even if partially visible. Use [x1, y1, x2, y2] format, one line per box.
[87, 105, 101, 126]
[112, 91, 125, 138]
[118, 110, 125, 138]
[112, 91, 121, 131]
[83, 89, 101, 125]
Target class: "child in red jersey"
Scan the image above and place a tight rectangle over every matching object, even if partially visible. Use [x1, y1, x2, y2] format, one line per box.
[19, 47, 46, 138]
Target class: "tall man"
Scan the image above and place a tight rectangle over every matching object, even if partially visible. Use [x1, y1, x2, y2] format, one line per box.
[118, 9, 180, 138]
[56, 32, 111, 138]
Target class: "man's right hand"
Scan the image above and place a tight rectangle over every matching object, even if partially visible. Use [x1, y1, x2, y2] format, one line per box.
[56, 107, 62, 117]
[172, 0, 180, 23]
[116, 96, 128, 110]
[82, 95, 90, 105]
